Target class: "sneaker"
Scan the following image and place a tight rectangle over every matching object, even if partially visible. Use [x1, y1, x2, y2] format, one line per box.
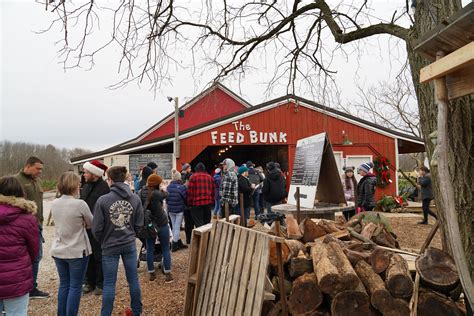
[418, 220, 428, 225]
[149, 272, 156, 281]
[82, 284, 95, 294]
[30, 288, 50, 299]
[164, 273, 174, 284]
[94, 287, 103, 296]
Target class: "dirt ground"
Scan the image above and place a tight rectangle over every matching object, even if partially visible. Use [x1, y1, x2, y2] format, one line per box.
[28, 210, 441, 315]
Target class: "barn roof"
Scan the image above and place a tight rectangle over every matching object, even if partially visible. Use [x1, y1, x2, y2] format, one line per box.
[71, 94, 425, 164]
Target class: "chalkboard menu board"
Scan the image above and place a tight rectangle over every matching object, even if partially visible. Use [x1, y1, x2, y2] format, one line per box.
[288, 133, 326, 208]
[129, 154, 173, 179]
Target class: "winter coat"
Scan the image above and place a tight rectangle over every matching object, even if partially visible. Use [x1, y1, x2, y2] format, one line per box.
[220, 159, 238, 207]
[356, 174, 377, 210]
[92, 182, 144, 255]
[80, 177, 110, 215]
[341, 175, 357, 202]
[248, 167, 263, 186]
[139, 187, 169, 227]
[166, 181, 187, 213]
[262, 169, 286, 203]
[418, 174, 433, 200]
[213, 173, 222, 199]
[138, 166, 154, 191]
[0, 195, 39, 299]
[15, 171, 43, 224]
[187, 172, 215, 206]
[237, 175, 253, 208]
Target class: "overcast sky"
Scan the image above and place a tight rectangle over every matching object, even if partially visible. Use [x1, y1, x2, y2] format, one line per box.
[1, 1, 466, 152]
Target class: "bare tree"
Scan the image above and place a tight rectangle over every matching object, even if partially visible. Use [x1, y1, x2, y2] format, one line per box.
[38, 0, 473, 303]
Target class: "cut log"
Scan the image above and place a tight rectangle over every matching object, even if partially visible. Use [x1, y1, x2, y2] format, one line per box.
[383, 298, 410, 316]
[271, 276, 292, 297]
[311, 241, 360, 295]
[288, 273, 323, 315]
[289, 253, 313, 278]
[261, 301, 275, 316]
[417, 289, 464, 316]
[344, 248, 370, 266]
[285, 239, 305, 258]
[361, 222, 379, 239]
[354, 260, 393, 314]
[331, 281, 371, 316]
[416, 247, 459, 294]
[300, 218, 327, 242]
[286, 214, 303, 239]
[347, 242, 372, 252]
[319, 219, 340, 233]
[385, 254, 413, 298]
[319, 230, 350, 243]
[368, 248, 391, 274]
[373, 230, 399, 249]
[269, 240, 290, 267]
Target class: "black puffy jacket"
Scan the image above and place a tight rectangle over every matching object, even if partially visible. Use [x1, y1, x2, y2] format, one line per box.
[356, 174, 377, 210]
[262, 169, 286, 203]
[139, 187, 169, 228]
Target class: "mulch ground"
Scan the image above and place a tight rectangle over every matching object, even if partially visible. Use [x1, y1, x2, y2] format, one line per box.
[28, 212, 442, 315]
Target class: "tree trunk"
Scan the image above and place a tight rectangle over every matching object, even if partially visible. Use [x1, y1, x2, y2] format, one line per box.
[385, 254, 413, 298]
[311, 241, 360, 295]
[417, 289, 464, 316]
[416, 247, 459, 294]
[407, 0, 473, 306]
[288, 273, 323, 315]
[368, 248, 391, 274]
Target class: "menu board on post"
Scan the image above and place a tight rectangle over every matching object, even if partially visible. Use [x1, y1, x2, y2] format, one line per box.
[129, 153, 173, 179]
[288, 133, 326, 208]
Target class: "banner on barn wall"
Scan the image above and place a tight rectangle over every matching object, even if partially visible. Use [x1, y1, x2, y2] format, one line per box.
[288, 132, 346, 208]
[210, 120, 288, 145]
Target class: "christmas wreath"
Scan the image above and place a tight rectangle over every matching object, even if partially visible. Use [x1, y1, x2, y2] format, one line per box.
[374, 156, 392, 188]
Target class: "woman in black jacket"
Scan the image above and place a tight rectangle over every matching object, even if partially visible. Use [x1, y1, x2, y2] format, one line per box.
[356, 162, 376, 212]
[237, 165, 253, 225]
[139, 174, 173, 283]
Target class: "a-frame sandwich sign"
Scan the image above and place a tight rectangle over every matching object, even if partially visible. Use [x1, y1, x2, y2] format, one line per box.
[287, 132, 346, 209]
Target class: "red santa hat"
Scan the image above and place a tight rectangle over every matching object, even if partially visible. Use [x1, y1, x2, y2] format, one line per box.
[83, 160, 108, 177]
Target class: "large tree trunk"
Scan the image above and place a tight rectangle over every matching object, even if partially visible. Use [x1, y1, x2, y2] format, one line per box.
[406, 0, 473, 299]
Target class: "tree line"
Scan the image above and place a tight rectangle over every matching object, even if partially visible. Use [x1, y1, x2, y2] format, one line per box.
[0, 141, 91, 181]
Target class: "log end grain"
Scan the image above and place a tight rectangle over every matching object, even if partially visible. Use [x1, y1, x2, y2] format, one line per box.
[288, 273, 323, 315]
[416, 247, 459, 294]
[331, 290, 371, 316]
[417, 289, 464, 316]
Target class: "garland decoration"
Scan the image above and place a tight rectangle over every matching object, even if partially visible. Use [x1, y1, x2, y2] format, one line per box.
[374, 156, 392, 188]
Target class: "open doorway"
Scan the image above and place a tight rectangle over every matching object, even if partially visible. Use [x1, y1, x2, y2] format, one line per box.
[189, 145, 289, 172]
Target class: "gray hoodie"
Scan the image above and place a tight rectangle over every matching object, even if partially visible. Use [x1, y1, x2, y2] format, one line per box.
[92, 182, 144, 255]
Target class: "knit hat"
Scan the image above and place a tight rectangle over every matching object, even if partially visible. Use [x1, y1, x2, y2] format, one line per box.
[238, 165, 248, 175]
[344, 166, 355, 173]
[358, 162, 374, 174]
[83, 160, 108, 177]
[171, 169, 181, 181]
[181, 163, 191, 172]
[147, 161, 158, 170]
[266, 162, 276, 171]
[147, 174, 162, 187]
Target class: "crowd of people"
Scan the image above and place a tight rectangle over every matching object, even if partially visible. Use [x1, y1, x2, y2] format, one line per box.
[0, 155, 435, 315]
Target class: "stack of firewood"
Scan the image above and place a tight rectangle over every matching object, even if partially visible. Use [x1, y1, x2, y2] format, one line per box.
[256, 214, 466, 316]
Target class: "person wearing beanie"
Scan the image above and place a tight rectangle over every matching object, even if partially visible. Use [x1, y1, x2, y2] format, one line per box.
[80, 160, 110, 295]
[179, 163, 194, 244]
[91, 166, 144, 315]
[220, 158, 239, 212]
[262, 162, 286, 213]
[139, 173, 173, 283]
[146, 161, 158, 171]
[212, 168, 222, 219]
[416, 166, 437, 224]
[341, 166, 358, 220]
[166, 170, 188, 252]
[138, 166, 154, 191]
[181, 163, 192, 183]
[247, 162, 264, 217]
[356, 161, 376, 212]
[187, 163, 215, 227]
[237, 165, 253, 225]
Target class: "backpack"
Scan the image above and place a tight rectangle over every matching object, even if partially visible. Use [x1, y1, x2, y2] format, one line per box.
[136, 200, 158, 239]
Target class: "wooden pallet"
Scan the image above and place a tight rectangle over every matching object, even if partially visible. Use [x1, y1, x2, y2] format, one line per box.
[184, 215, 240, 316]
[185, 218, 284, 316]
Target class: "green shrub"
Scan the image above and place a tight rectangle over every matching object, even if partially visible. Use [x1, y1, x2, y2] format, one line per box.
[42, 179, 57, 192]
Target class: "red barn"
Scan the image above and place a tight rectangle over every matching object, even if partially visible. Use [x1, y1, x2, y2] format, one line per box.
[72, 83, 424, 199]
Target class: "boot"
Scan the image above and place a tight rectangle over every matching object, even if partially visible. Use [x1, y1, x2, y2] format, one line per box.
[178, 239, 188, 249]
[171, 241, 179, 252]
[164, 273, 174, 284]
[149, 271, 156, 281]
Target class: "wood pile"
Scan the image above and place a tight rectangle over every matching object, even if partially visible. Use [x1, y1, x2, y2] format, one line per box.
[255, 214, 466, 316]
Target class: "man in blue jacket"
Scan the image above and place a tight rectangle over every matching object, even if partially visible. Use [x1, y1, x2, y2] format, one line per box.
[92, 166, 144, 316]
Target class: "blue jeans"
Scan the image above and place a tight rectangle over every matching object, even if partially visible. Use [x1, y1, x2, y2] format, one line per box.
[102, 245, 142, 316]
[32, 227, 43, 289]
[213, 197, 221, 216]
[169, 213, 184, 242]
[0, 293, 29, 316]
[146, 225, 172, 273]
[54, 256, 89, 316]
[252, 191, 261, 217]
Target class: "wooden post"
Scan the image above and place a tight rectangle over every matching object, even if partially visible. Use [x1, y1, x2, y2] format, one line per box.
[224, 202, 229, 222]
[434, 50, 473, 310]
[239, 193, 245, 227]
[296, 187, 301, 224]
[275, 220, 288, 316]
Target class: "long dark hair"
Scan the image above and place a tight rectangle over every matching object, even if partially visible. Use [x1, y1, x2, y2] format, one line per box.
[0, 176, 26, 198]
[344, 173, 358, 191]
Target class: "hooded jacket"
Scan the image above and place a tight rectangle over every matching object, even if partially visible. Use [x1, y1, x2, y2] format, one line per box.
[356, 173, 377, 210]
[262, 169, 286, 203]
[166, 180, 187, 213]
[220, 159, 238, 207]
[0, 195, 39, 299]
[92, 182, 144, 255]
[139, 186, 169, 227]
